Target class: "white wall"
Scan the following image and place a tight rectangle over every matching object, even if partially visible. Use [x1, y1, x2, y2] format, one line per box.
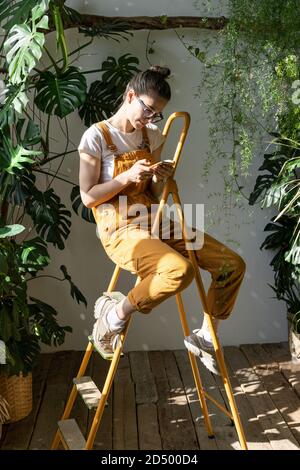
[28, 1, 288, 352]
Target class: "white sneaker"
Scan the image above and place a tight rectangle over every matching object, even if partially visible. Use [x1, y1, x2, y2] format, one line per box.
[92, 292, 126, 360]
[184, 329, 220, 375]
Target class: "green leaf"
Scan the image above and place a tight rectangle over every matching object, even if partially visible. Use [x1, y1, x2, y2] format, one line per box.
[52, 1, 82, 25]
[34, 66, 87, 118]
[0, 224, 25, 238]
[11, 88, 29, 115]
[249, 144, 290, 206]
[160, 15, 168, 26]
[262, 183, 286, 208]
[60, 265, 87, 307]
[280, 157, 300, 175]
[0, 0, 49, 31]
[25, 188, 71, 249]
[4, 332, 40, 375]
[0, 169, 36, 206]
[4, 10, 48, 85]
[17, 237, 50, 273]
[285, 245, 300, 265]
[0, 84, 27, 123]
[70, 185, 95, 223]
[0, 134, 40, 174]
[16, 119, 41, 147]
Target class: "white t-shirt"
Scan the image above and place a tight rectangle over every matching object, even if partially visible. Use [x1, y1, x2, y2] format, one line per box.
[78, 121, 165, 183]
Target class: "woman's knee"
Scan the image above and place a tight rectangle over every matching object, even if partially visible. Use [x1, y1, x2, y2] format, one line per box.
[216, 252, 246, 284]
[235, 254, 246, 276]
[229, 253, 246, 281]
[170, 257, 194, 291]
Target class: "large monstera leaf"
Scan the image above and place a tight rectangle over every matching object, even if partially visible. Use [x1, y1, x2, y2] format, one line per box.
[3, 331, 41, 375]
[0, 134, 41, 174]
[0, 169, 36, 206]
[0, 84, 29, 122]
[15, 119, 41, 148]
[16, 237, 50, 274]
[4, 5, 48, 85]
[0, 224, 25, 238]
[35, 66, 87, 118]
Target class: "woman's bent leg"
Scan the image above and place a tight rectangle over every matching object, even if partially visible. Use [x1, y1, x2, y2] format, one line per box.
[103, 225, 195, 314]
[166, 228, 246, 320]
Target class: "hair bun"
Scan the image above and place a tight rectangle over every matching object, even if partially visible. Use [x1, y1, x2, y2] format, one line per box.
[149, 65, 171, 79]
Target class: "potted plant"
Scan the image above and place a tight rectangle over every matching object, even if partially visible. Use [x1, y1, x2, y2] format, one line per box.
[0, 223, 79, 421]
[0, 1, 88, 421]
[250, 134, 300, 362]
[0, 1, 141, 420]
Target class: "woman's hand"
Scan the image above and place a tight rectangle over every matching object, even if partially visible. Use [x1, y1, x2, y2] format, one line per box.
[151, 161, 174, 183]
[124, 159, 153, 183]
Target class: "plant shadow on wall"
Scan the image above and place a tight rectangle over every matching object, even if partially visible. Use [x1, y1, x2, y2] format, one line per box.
[0, 0, 140, 412]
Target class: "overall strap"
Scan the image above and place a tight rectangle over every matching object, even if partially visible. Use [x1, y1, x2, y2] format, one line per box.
[141, 126, 150, 150]
[97, 121, 118, 154]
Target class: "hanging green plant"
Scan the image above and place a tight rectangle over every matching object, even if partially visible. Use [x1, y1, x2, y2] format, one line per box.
[182, 0, 300, 213]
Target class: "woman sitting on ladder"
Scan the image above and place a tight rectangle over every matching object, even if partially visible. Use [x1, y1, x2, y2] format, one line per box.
[78, 65, 246, 374]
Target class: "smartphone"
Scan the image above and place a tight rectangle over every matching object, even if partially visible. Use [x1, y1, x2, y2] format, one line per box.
[150, 159, 174, 169]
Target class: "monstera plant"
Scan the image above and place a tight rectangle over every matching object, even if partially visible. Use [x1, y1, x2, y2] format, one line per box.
[250, 133, 300, 362]
[0, 0, 139, 412]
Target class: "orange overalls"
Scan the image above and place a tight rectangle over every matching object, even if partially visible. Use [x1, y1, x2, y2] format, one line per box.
[92, 122, 246, 317]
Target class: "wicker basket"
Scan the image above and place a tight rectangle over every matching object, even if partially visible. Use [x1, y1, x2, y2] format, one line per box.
[0, 372, 32, 422]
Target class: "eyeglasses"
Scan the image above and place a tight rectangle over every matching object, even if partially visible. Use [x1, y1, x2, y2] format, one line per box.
[136, 96, 164, 123]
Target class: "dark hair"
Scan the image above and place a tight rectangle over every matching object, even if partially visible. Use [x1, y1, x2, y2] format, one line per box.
[126, 65, 171, 101]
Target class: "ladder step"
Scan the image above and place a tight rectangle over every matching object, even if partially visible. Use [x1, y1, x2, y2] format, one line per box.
[88, 335, 124, 360]
[58, 419, 86, 450]
[103, 291, 126, 302]
[73, 376, 107, 409]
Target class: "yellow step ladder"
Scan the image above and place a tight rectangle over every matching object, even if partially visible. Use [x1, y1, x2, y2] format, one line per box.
[51, 112, 248, 451]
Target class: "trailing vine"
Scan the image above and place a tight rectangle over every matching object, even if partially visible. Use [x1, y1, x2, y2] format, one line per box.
[175, 0, 300, 238]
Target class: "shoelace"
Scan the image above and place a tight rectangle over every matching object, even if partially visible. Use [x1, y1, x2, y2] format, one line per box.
[111, 333, 122, 351]
[192, 329, 214, 350]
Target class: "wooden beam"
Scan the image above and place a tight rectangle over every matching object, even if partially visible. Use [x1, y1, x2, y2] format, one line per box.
[54, 15, 228, 32]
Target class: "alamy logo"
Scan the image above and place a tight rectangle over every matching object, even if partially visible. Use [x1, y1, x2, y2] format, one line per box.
[0, 340, 6, 364]
[97, 196, 205, 250]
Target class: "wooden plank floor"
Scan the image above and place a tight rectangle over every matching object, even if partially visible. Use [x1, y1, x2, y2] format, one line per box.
[1, 343, 300, 450]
